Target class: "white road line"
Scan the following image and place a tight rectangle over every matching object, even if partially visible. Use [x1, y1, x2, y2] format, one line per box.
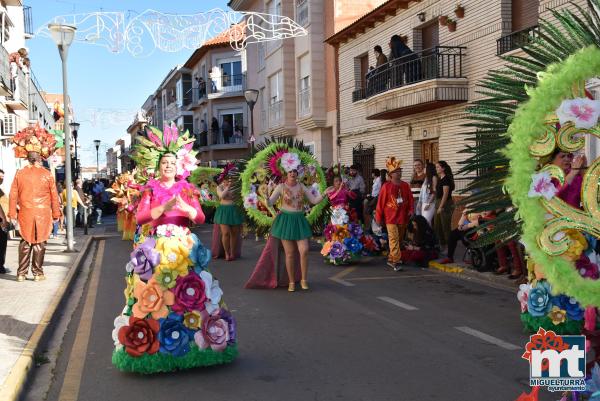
[377, 296, 419, 311]
[455, 326, 521, 350]
[330, 277, 355, 287]
[329, 267, 356, 287]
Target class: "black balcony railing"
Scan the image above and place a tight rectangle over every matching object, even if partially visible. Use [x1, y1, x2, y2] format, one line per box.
[209, 74, 245, 94]
[189, 83, 207, 104]
[497, 25, 539, 55]
[23, 6, 33, 37]
[209, 127, 248, 146]
[359, 46, 466, 101]
[352, 87, 366, 102]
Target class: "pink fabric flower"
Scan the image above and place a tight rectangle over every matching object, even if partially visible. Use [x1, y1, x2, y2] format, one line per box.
[171, 271, 207, 314]
[517, 283, 531, 313]
[194, 312, 229, 352]
[556, 98, 600, 129]
[176, 148, 198, 177]
[268, 150, 286, 177]
[528, 171, 558, 200]
[280, 152, 300, 172]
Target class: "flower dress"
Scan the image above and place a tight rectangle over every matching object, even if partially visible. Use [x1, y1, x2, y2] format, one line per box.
[111, 179, 237, 373]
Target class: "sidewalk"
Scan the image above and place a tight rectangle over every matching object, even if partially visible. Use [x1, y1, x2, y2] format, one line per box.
[0, 219, 111, 401]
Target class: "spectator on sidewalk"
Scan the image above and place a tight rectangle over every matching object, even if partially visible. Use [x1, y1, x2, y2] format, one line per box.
[364, 168, 386, 231]
[0, 169, 9, 274]
[375, 157, 414, 271]
[402, 215, 437, 267]
[74, 178, 86, 227]
[61, 182, 87, 237]
[433, 161, 455, 253]
[347, 164, 366, 222]
[9, 151, 60, 282]
[438, 209, 484, 265]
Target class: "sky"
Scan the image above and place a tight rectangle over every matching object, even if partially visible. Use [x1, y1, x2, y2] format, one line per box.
[26, 0, 230, 167]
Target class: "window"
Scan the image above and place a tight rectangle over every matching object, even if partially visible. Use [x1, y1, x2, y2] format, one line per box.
[220, 60, 242, 87]
[296, 0, 309, 26]
[298, 54, 310, 117]
[219, 111, 244, 144]
[257, 43, 265, 70]
[269, 72, 281, 104]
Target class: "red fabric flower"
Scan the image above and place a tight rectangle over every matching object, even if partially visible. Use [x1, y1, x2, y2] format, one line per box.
[117, 316, 160, 357]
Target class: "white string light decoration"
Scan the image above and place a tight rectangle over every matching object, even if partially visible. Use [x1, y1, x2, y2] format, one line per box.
[35, 8, 307, 57]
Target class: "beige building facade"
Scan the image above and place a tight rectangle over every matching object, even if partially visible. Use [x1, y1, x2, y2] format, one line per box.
[327, 0, 588, 188]
[228, 0, 386, 166]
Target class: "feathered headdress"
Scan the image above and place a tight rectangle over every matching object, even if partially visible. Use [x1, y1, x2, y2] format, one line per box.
[385, 156, 403, 173]
[131, 123, 198, 179]
[12, 124, 57, 159]
[215, 163, 237, 184]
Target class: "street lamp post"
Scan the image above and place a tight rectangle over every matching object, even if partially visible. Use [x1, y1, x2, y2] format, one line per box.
[49, 23, 77, 252]
[244, 89, 259, 154]
[69, 121, 80, 178]
[94, 139, 101, 178]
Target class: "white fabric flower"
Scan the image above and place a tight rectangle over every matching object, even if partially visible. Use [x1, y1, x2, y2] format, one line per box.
[244, 192, 258, 209]
[310, 183, 320, 198]
[280, 152, 301, 172]
[528, 171, 558, 200]
[330, 207, 349, 225]
[556, 98, 600, 129]
[112, 315, 129, 347]
[125, 261, 134, 273]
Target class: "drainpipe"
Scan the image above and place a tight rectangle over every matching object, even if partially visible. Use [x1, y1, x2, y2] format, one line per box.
[334, 44, 341, 165]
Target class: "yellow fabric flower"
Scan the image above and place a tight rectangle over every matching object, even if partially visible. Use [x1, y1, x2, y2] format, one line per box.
[155, 237, 191, 277]
[548, 306, 567, 325]
[183, 311, 203, 330]
[562, 229, 587, 260]
[124, 274, 142, 302]
[321, 241, 333, 256]
[333, 226, 349, 242]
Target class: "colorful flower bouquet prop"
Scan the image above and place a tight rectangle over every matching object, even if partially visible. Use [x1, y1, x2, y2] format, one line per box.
[107, 171, 142, 240]
[12, 124, 57, 159]
[240, 139, 327, 233]
[188, 167, 222, 208]
[112, 225, 237, 373]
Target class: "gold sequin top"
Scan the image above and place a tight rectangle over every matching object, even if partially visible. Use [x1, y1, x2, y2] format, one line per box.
[268, 182, 322, 211]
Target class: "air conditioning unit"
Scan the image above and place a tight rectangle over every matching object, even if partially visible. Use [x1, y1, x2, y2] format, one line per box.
[3, 114, 17, 136]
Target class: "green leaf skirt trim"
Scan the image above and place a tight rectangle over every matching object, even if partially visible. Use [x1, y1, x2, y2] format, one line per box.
[520, 313, 584, 335]
[112, 344, 238, 374]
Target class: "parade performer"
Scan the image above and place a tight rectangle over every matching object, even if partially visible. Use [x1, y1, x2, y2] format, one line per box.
[214, 164, 244, 261]
[321, 175, 366, 265]
[375, 157, 414, 271]
[107, 172, 141, 241]
[112, 123, 237, 373]
[241, 139, 327, 290]
[8, 125, 60, 282]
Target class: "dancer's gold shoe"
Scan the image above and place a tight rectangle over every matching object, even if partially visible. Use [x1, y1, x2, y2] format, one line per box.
[300, 280, 309, 290]
[288, 282, 295, 292]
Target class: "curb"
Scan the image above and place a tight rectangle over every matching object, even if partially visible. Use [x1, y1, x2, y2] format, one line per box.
[0, 235, 96, 401]
[428, 260, 519, 292]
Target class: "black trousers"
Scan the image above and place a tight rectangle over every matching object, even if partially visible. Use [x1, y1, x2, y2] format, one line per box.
[0, 228, 7, 268]
[447, 229, 466, 260]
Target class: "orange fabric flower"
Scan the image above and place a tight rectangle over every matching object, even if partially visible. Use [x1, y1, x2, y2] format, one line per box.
[132, 278, 175, 319]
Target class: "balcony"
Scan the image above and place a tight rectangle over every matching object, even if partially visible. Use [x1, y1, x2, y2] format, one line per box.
[0, 45, 11, 96]
[361, 46, 468, 119]
[5, 67, 28, 110]
[187, 84, 207, 109]
[352, 88, 366, 102]
[268, 100, 283, 129]
[199, 128, 249, 151]
[497, 26, 539, 56]
[23, 5, 33, 38]
[208, 74, 245, 97]
[298, 87, 310, 118]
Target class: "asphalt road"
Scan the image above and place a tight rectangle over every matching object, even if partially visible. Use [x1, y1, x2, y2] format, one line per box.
[30, 224, 542, 401]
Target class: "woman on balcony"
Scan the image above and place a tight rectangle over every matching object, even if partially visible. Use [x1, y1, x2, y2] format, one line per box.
[214, 164, 244, 261]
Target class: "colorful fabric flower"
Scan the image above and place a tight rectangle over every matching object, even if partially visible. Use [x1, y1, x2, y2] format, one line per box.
[129, 238, 161, 281]
[268, 150, 286, 177]
[332, 226, 349, 242]
[348, 223, 363, 238]
[190, 234, 211, 272]
[556, 98, 600, 129]
[551, 294, 584, 321]
[528, 171, 558, 200]
[321, 241, 333, 256]
[331, 207, 349, 225]
[183, 310, 205, 330]
[112, 315, 130, 348]
[132, 278, 175, 319]
[361, 235, 378, 252]
[563, 229, 587, 260]
[548, 305, 567, 325]
[158, 313, 193, 356]
[219, 308, 237, 345]
[585, 363, 600, 400]
[199, 271, 223, 314]
[576, 255, 600, 279]
[154, 269, 178, 289]
[244, 192, 258, 209]
[517, 283, 531, 313]
[176, 148, 198, 178]
[324, 224, 336, 241]
[309, 183, 320, 198]
[344, 237, 363, 254]
[280, 152, 301, 172]
[155, 237, 191, 277]
[329, 241, 345, 259]
[194, 312, 230, 352]
[171, 270, 208, 314]
[117, 316, 160, 357]
[527, 280, 553, 317]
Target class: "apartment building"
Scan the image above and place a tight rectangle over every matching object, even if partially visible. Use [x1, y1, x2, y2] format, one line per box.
[183, 24, 250, 166]
[326, 0, 588, 188]
[228, 0, 386, 165]
[0, 0, 52, 187]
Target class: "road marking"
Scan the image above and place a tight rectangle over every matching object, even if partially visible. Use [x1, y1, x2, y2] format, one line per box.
[58, 241, 104, 401]
[348, 274, 438, 281]
[455, 326, 521, 350]
[377, 296, 419, 311]
[329, 267, 356, 287]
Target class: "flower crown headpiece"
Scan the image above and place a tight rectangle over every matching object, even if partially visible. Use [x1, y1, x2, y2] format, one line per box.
[268, 150, 304, 178]
[216, 163, 237, 184]
[132, 123, 198, 179]
[385, 156, 403, 173]
[12, 124, 57, 159]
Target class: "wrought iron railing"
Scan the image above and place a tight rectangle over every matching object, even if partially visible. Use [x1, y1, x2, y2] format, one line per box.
[363, 46, 466, 99]
[352, 87, 366, 102]
[298, 86, 310, 117]
[496, 25, 539, 55]
[189, 84, 207, 104]
[269, 100, 283, 128]
[209, 127, 248, 146]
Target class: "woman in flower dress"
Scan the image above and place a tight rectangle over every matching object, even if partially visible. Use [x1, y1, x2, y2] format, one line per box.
[111, 124, 237, 373]
[268, 168, 323, 291]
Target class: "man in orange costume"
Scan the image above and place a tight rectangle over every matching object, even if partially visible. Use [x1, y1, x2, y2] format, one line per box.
[9, 150, 60, 282]
[375, 157, 414, 272]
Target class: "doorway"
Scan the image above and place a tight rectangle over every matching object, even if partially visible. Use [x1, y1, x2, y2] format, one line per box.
[421, 139, 439, 164]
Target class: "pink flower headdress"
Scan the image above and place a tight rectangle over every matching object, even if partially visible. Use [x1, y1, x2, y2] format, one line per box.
[132, 122, 198, 179]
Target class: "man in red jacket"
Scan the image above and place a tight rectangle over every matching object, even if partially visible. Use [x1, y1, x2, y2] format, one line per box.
[375, 157, 414, 271]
